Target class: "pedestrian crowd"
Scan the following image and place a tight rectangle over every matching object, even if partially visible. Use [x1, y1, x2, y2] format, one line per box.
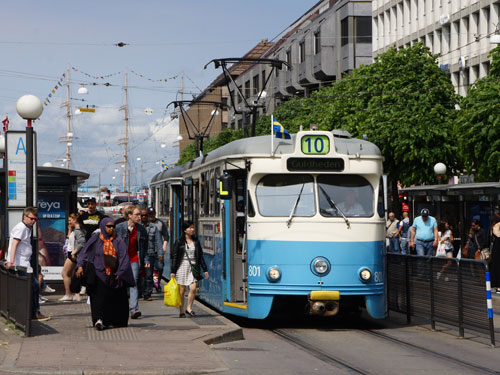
[386, 208, 500, 292]
[3, 198, 209, 329]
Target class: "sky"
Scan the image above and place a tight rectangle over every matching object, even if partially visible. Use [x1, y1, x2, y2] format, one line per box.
[0, 0, 318, 189]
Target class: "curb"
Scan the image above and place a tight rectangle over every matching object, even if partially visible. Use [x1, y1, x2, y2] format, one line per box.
[192, 300, 244, 345]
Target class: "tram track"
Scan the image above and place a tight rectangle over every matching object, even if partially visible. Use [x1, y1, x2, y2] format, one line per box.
[272, 328, 369, 375]
[362, 329, 500, 375]
[272, 325, 500, 375]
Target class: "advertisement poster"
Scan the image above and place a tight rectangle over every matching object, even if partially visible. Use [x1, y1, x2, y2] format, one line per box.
[203, 224, 214, 255]
[38, 195, 66, 280]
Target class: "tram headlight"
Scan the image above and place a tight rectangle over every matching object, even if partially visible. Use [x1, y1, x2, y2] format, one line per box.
[267, 267, 281, 282]
[310, 257, 331, 276]
[359, 268, 372, 282]
[313, 259, 328, 274]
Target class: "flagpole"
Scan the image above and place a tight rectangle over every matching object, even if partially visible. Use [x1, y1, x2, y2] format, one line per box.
[271, 115, 274, 156]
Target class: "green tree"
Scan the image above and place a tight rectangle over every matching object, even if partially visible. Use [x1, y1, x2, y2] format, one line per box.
[455, 46, 500, 181]
[309, 43, 460, 187]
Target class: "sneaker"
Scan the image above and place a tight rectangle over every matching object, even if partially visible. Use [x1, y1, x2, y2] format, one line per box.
[39, 297, 46, 304]
[34, 313, 50, 321]
[131, 310, 142, 319]
[42, 285, 56, 293]
[73, 294, 81, 302]
[95, 319, 104, 331]
[40, 295, 48, 302]
[144, 296, 153, 301]
[79, 286, 87, 295]
[58, 295, 73, 302]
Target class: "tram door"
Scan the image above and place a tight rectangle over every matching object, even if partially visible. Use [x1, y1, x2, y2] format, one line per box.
[229, 171, 247, 303]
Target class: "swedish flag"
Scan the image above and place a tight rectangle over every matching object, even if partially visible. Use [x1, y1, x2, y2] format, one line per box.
[161, 160, 169, 170]
[272, 116, 291, 139]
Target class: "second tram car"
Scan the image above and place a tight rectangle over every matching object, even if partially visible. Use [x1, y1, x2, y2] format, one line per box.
[151, 128, 387, 319]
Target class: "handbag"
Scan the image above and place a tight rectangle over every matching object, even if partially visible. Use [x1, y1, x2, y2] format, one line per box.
[436, 243, 446, 257]
[475, 248, 491, 262]
[184, 245, 203, 281]
[80, 243, 98, 287]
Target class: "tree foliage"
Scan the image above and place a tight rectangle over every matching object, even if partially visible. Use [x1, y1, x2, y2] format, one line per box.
[179, 44, 462, 186]
[455, 46, 500, 181]
[305, 43, 460, 185]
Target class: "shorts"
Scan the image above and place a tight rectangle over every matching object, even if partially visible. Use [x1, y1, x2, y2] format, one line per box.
[67, 252, 77, 263]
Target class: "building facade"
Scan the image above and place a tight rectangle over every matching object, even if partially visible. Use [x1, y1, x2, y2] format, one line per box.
[228, 0, 373, 130]
[373, 0, 500, 95]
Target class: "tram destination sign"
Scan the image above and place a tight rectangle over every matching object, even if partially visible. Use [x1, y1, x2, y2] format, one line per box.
[287, 157, 344, 171]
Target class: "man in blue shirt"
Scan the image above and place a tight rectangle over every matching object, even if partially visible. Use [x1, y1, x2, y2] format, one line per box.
[410, 208, 439, 256]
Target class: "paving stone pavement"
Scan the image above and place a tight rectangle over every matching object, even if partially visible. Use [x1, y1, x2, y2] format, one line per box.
[0, 291, 242, 375]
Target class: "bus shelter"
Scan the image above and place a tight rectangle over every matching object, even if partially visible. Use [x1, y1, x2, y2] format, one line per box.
[1, 166, 89, 280]
[400, 182, 500, 250]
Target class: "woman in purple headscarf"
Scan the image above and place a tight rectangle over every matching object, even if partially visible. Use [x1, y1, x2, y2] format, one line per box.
[76, 217, 135, 330]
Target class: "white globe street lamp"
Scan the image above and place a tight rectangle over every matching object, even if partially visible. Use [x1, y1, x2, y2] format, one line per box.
[434, 162, 446, 184]
[16, 95, 43, 122]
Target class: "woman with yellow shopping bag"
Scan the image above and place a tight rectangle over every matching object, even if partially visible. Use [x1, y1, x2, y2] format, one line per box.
[170, 221, 209, 317]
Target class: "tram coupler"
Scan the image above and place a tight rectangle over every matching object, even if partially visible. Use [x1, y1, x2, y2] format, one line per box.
[308, 291, 340, 317]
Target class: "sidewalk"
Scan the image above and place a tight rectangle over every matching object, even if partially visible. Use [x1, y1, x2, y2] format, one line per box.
[0, 290, 242, 375]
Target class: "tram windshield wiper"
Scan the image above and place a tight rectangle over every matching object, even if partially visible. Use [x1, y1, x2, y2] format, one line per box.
[318, 186, 351, 229]
[287, 183, 305, 228]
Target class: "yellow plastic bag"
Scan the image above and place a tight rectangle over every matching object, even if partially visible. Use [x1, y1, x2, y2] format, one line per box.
[164, 278, 181, 307]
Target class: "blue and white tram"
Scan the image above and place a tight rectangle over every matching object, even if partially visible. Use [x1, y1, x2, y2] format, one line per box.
[151, 129, 387, 319]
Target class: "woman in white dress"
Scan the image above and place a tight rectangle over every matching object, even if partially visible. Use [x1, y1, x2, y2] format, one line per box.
[170, 221, 209, 317]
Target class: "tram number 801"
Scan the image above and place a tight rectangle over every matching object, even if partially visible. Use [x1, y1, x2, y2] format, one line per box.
[248, 265, 261, 277]
[374, 271, 383, 283]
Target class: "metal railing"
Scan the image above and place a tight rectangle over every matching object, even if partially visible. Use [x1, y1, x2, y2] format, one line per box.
[0, 262, 33, 336]
[387, 254, 495, 346]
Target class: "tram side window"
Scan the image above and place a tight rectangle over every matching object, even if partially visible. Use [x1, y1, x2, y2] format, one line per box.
[200, 173, 206, 217]
[215, 168, 221, 216]
[317, 174, 373, 217]
[377, 176, 385, 218]
[255, 174, 315, 217]
[163, 185, 170, 217]
[209, 170, 215, 216]
[204, 172, 210, 216]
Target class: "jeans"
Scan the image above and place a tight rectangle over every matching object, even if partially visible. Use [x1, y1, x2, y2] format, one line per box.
[400, 238, 409, 255]
[415, 240, 434, 257]
[18, 270, 39, 316]
[388, 237, 400, 253]
[144, 255, 164, 298]
[129, 262, 140, 313]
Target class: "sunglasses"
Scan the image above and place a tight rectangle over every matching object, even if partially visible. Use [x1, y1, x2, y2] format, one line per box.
[26, 216, 37, 222]
[140, 214, 148, 217]
[105, 224, 116, 228]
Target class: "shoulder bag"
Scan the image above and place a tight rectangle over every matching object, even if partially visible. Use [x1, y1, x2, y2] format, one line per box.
[184, 244, 203, 281]
[474, 235, 491, 262]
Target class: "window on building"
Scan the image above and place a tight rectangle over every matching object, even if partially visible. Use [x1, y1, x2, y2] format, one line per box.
[253, 74, 260, 95]
[238, 119, 242, 129]
[245, 80, 250, 98]
[221, 122, 228, 130]
[229, 90, 234, 106]
[286, 49, 292, 69]
[355, 17, 371, 44]
[261, 70, 266, 90]
[237, 86, 242, 103]
[314, 30, 321, 54]
[341, 18, 349, 46]
[299, 40, 305, 63]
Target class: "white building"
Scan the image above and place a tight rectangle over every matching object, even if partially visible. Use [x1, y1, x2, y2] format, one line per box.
[373, 0, 500, 95]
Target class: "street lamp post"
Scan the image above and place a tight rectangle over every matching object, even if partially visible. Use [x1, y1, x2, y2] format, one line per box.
[434, 162, 447, 184]
[16, 95, 43, 208]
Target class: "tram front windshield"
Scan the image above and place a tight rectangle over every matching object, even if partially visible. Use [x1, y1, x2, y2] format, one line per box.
[255, 174, 374, 218]
[318, 175, 373, 217]
[255, 174, 315, 217]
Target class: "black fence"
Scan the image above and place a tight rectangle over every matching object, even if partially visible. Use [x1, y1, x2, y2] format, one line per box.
[387, 254, 495, 346]
[0, 262, 32, 336]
